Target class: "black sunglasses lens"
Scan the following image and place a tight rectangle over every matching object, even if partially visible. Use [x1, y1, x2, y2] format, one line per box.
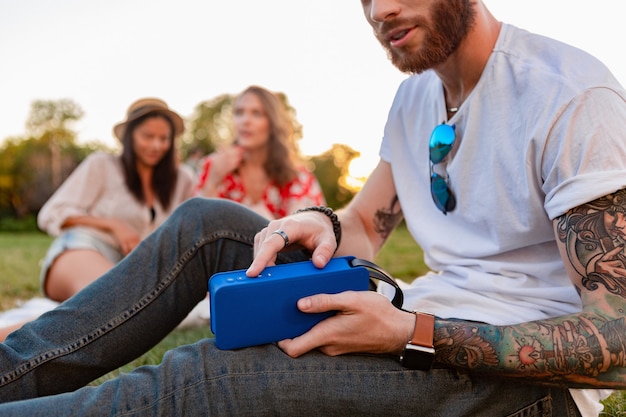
[430, 173, 456, 214]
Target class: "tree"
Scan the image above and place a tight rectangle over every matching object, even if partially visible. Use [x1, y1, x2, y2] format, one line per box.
[0, 135, 103, 221]
[181, 94, 234, 158]
[0, 99, 106, 222]
[25, 99, 84, 135]
[309, 143, 360, 210]
[26, 99, 84, 189]
[0, 136, 54, 219]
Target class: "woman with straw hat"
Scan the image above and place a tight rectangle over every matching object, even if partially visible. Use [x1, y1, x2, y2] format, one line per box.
[0, 98, 194, 340]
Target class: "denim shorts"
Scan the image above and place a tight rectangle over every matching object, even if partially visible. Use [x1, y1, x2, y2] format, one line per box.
[39, 228, 123, 296]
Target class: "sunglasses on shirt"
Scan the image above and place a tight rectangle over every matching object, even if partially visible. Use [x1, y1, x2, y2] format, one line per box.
[429, 123, 457, 215]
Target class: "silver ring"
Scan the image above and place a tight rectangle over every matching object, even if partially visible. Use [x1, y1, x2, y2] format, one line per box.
[272, 229, 289, 248]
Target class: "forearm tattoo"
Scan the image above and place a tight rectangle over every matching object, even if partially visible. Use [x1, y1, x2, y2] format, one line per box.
[373, 195, 403, 240]
[434, 188, 626, 388]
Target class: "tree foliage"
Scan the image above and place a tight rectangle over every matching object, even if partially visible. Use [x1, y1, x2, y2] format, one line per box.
[25, 99, 84, 136]
[0, 99, 106, 222]
[309, 143, 359, 210]
[180, 94, 233, 158]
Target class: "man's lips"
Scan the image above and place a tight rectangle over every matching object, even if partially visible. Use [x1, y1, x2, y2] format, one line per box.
[386, 27, 415, 48]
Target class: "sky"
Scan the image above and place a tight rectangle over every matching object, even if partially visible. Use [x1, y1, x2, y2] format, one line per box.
[1, 1, 624, 179]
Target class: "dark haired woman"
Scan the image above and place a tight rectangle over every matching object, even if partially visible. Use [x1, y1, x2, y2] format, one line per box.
[0, 98, 194, 341]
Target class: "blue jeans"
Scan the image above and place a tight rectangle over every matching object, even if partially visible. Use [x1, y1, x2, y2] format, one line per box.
[0, 198, 581, 416]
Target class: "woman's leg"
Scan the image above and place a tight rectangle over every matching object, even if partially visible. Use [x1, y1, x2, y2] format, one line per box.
[45, 250, 115, 302]
[0, 251, 114, 342]
[0, 322, 25, 343]
[0, 198, 307, 402]
[0, 237, 117, 342]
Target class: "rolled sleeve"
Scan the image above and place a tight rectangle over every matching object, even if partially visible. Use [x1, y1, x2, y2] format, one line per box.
[542, 88, 626, 219]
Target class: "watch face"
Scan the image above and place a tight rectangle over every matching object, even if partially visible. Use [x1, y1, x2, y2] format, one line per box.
[400, 344, 435, 371]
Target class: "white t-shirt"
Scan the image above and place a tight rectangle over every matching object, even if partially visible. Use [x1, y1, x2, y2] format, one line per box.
[379, 23, 626, 414]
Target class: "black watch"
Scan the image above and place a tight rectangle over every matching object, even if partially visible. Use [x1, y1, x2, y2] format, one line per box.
[400, 312, 435, 371]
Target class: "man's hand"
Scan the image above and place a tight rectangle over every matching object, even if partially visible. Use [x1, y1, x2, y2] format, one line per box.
[277, 290, 415, 358]
[247, 211, 338, 276]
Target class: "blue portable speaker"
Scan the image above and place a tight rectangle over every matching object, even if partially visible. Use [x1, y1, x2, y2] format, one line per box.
[210, 256, 372, 350]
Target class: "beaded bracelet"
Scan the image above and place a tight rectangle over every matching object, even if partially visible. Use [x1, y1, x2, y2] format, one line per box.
[295, 206, 342, 250]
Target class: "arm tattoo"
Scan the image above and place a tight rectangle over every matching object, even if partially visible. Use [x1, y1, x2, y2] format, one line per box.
[556, 188, 626, 297]
[373, 195, 402, 240]
[435, 316, 626, 386]
[433, 188, 626, 388]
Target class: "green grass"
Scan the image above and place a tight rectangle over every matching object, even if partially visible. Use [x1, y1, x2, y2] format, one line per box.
[374, 223, 428, 282]
[0, 229, 624, 413]
[0, 232, 53, 310]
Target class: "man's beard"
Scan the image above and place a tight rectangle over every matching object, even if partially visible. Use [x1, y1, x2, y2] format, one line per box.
[375, 0, 476, 74]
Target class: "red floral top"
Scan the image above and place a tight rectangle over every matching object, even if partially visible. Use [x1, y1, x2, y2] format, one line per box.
[195, 157, 326, 219]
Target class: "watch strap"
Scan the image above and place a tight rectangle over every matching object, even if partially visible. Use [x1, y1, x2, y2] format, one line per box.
[409, 311, 434, 348]
[400, 311, 435, 370]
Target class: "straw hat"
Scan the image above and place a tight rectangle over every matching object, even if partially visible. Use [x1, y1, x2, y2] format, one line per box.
[113, 98, 185, 140]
